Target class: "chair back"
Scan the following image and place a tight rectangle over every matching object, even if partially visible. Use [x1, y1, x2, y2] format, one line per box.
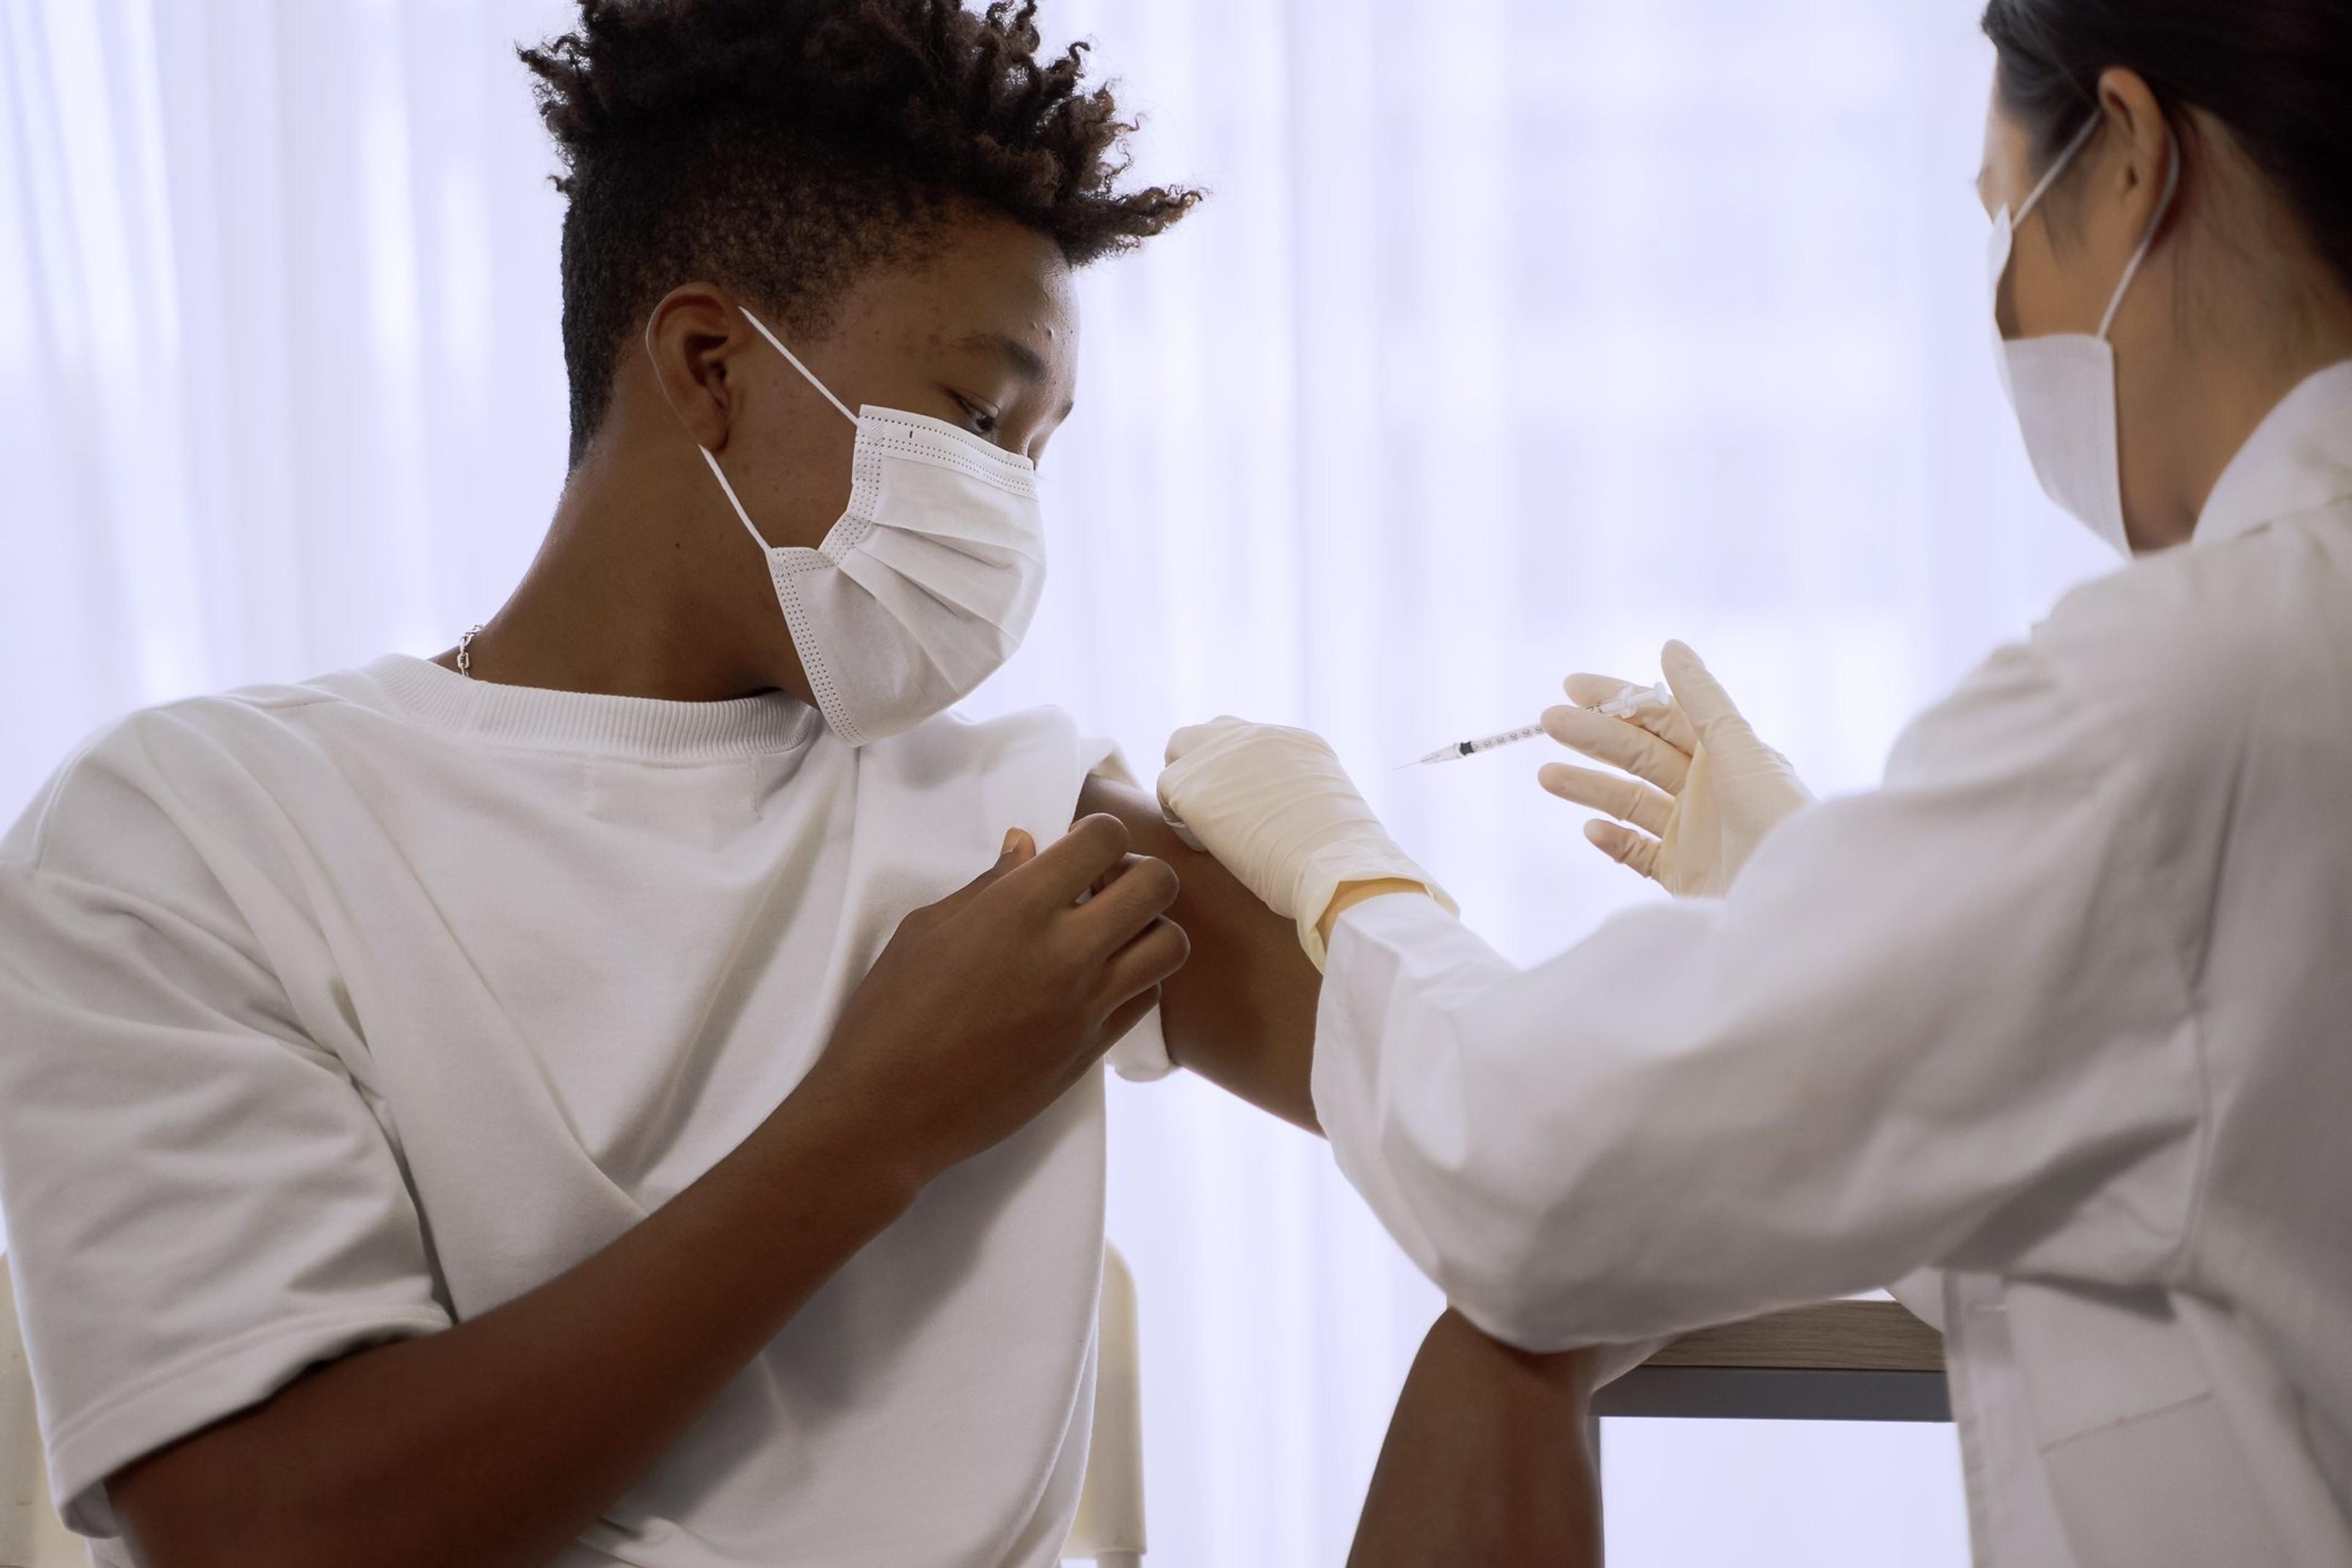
[1060, 1243, 1145, 1566]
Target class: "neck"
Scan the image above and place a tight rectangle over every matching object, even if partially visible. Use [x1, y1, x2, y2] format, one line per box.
[2146, 263, 2352, 548]
[434, 439, 808, 705]
[2182, 341, 2352, 531]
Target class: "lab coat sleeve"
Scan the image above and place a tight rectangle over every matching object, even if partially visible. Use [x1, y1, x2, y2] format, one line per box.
[1312, 639, 2204, 1353]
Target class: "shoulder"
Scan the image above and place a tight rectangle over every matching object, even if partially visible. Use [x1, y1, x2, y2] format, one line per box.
[1886, 518, 2337, 799]
[2026, 513, 2350, 767]
[2, 676, 356, 881]
[860, 703, 1087, 783]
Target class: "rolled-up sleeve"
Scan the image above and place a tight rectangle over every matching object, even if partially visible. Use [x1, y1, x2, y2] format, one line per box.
[1312, 641, 2204, 1353]
[0, 860, 450, 1535]
[1082, 741, 1177, 1082]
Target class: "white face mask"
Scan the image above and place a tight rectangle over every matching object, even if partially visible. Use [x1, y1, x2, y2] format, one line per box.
[687, 307, 1047, 745]
[1988, 114, 2180, 558]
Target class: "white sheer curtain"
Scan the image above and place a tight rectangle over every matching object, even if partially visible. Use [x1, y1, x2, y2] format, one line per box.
[3, 1, 2117, 1562]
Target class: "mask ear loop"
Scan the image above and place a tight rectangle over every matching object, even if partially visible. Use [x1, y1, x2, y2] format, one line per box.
[714, 308, 859, 556]
[738, 307, 859, 427]
[2015, 111, 2102, 228]
[2097, 133, 2183, 342]
[641, 311, 782, 554]
[646, 304, 864, 556]
[698, 447, 775, 554]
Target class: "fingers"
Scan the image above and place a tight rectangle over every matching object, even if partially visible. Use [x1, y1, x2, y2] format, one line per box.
[1075, 853, 1183, 956]
[1562, 673, 1648, 709]
[1009, 813, 1134, 908]
[1164, 715, 1247, 767]
[1537, 763, 1675, 837]
[1562, 673, 1698, 753]
[1540, 704, 1691, 794]
[1660, 641, 1743, 744]
[1102, 916, 1191, 1003]
[1162, 716, 1331, 778]
[1583, 818, 1663, 883]
[1087, 850, 1147, 902]
[933, 828, 1039, 916]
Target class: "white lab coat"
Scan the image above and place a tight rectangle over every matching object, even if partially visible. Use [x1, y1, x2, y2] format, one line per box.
[1313, 361, 2352, 1568]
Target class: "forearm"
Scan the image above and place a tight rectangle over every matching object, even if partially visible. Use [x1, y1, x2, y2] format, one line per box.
[1349, 1310, 1603, 1568]
[1079, 775, 1322, 1130]
[115, 1080, 919, 1568]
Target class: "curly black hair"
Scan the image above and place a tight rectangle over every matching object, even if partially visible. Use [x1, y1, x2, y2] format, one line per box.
[521, 0, 1200, 465]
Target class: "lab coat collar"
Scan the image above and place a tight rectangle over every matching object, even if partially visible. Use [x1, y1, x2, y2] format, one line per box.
[2193, 358, 2352, 546]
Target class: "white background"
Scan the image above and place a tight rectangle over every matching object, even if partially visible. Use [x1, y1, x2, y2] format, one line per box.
[1, 0, 2120, 1562]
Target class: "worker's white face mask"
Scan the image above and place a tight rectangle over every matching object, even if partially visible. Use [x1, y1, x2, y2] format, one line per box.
[687, 307, 1046, 745]
[1988, 115, 2180, 558]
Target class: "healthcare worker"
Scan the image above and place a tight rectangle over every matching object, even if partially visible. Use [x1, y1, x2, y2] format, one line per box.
[1158, 2, 2352, 1564]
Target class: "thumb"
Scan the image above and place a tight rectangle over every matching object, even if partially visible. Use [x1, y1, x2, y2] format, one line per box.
[1159, 717, 1254, 818]
[954, 827, 1036, 901]
[1660, 641, 1747, 744]
[1164, 715, 1245, 767]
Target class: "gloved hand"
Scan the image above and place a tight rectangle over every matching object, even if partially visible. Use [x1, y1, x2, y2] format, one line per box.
[1158, 718, 1455, 969]
[1536, 641, 1812, 897]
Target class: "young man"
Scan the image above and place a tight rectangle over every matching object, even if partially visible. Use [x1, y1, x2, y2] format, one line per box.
[0, 3, 1608, 1564]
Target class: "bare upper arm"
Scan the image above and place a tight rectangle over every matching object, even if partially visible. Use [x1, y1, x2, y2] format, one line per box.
[1077, 773, 1324, 1132]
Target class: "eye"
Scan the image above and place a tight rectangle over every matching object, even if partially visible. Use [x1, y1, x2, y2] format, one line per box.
[951, 393, 1000, 437]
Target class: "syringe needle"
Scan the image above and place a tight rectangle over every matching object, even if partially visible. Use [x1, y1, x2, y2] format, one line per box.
[1403, 684, 1670, 772]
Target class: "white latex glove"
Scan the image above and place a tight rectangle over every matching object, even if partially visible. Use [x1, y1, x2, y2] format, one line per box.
[1158, 718, 1456, 968]
[1535, 641, 1812, 897]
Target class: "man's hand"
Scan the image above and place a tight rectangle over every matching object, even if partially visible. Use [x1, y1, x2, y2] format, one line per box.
[1080, 776, 1325, 1131]
[110, 818, 1186, 1568]
[807, 815, 1189, 1181]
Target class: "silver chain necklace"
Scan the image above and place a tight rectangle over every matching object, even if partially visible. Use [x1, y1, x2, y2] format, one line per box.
[455, 624, 486, 679]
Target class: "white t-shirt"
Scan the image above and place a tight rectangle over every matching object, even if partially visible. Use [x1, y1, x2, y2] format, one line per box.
[0, 654, 1158, 1567]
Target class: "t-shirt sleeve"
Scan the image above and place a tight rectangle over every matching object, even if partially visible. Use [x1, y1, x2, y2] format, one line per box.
[0, 845, 450, 1534]
[1078, 737, 1177, 1083]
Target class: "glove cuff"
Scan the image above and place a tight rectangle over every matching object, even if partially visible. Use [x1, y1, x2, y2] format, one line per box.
[1294, 841, 1457, 971]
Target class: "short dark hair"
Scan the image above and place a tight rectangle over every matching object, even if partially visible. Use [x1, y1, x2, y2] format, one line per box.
[521, 0, 1200, 466]
[1981, 0, 2352, 300]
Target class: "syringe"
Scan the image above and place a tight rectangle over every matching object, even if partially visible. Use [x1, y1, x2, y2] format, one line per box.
[1409, 724, 1545, 767]
[1405, 682, 1670, 768]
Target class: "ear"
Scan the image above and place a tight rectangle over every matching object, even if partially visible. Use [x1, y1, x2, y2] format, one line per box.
[2094, 68, 2178, 241]
[643, 282, 753, 454]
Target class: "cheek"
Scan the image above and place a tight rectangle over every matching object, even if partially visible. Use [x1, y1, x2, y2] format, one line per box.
[737, 416, 858, 552]
[2001, 228, 2075, 341]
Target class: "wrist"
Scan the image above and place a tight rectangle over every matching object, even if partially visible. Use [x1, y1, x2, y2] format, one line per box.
[1316, 878, 1438, 953]
[750, 1068, 933, 1229]
[1295, 835, 1455, 970]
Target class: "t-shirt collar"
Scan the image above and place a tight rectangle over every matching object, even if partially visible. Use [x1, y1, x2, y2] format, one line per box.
[357, 654, 822, 762]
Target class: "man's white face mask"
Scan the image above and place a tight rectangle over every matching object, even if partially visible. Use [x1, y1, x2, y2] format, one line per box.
[680, 306, 1047, 746]
[1988, 113, 2180, 559]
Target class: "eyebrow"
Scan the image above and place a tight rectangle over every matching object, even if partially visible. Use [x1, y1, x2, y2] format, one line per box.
[957, 330, 1050, 385]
